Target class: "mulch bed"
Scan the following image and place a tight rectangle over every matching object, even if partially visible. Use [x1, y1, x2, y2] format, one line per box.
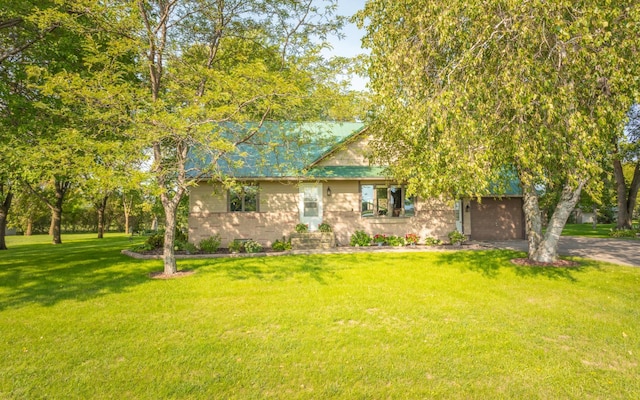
[510, 258, 580, 267]
[136, 248, 279, 256]
[149, 270, 196, 279]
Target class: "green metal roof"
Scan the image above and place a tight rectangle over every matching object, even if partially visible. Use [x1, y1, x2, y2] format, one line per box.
[487, 169, 522, 196]
[303, 166, 388, 179]
[188, 122, 522, 195]
[189, 121, 372, 179]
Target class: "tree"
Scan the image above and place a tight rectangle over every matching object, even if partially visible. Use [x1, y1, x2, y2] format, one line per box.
[613, 104, 640, 229]
[2, 0, 103, 245]
[31, 0, 352, 272]
[0, 0, 65, 65]
[358, 0, 640, 262]
[126, 0, 346, 275]
[0, 176, 12, 250]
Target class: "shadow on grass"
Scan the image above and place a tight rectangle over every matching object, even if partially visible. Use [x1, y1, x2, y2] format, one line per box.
[436, 250, 594, 282]
[0, 236, 157, 311]
[195, 254, 346, 284]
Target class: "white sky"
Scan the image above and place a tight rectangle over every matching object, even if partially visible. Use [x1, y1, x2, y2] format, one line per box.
[322, 0, 369, 91]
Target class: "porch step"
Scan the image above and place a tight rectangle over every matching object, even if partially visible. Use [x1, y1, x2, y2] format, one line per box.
[290, 232, 336, 250]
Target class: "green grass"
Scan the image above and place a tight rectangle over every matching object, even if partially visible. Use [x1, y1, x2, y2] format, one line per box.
[1, 234, 640, 399]
[561, 222, 640, 238]
[561, 223, 616, 238]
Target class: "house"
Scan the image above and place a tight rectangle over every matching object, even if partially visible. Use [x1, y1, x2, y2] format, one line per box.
[188, 122, 525, 247]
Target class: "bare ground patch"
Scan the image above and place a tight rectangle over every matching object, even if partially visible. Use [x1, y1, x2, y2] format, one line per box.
[149, 270, 196, 279]
[510, 258, 580, 267]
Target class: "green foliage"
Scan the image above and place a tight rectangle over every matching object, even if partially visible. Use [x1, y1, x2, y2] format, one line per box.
[174, 229, 188, 244]
[372, 234, 386, 244]
[198, 234, 222, 253]
[295, 223, 309, 233]
[228, 239, 244, 253]
[175, 240, 197, 254]
[272, 238, 292, 252]
[145, 232, 164, 249]
[386, 235, 405, 246]
[608, 228, 640, 238]
[358, 0, 640, 261]
[448, 230, 467, 245]
[424, 237, 443, 246]
[405, 233, 419, 245]
[8, 0, 350, 273]
[318, 223, 332, 233]
[350, 230, 372, 247]
[244, 240, 263, 254]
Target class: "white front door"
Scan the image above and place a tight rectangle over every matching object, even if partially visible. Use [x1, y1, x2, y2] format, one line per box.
[299, 183, 323, 231]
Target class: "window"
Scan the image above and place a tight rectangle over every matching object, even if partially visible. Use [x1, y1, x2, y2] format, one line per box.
[229, 185, 258, 212]
[361, 184, 415, 218]
[302, 186, 319, 217]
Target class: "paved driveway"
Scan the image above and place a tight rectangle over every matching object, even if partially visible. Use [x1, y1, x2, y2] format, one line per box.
[486, 237, 640, 267]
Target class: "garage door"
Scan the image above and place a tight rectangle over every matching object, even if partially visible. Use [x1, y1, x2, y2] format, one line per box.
[470, 197, 525, 240]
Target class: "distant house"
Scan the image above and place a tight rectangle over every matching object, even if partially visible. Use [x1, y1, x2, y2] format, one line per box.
[188, 122, 524, 247]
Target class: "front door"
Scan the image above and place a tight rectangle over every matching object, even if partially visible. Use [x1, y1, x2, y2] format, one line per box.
[299, 183, 323, 231]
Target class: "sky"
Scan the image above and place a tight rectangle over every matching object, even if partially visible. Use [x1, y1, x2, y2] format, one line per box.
[323, 0, 369, 91]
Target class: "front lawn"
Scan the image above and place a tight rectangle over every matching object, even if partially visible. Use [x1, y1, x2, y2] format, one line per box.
[561, 223, 617, 238]
[1, 234, 639, 399]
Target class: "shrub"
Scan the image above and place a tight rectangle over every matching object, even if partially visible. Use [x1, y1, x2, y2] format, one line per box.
[350, 230, 372, 247]
[199, 234, 222, 253]
[295, 223, 309, 233]
[244, 240, 263, 253]
[318, 223, 332, 232]
[387, 235, 405, 246]
[131, 242, 155, 252]
[175, 241, 198, 254]
[175, 229, 188, 243]
[448, 230, 467, 245]
[609, 228, 639, 238]
[372, 234, 387, 244]
[405, 233, 419, 245]
[424, 237, 443, 246]
[145, 233, 164, 249]
[229, 239, 244, 253]
[272, 238, 292, 252]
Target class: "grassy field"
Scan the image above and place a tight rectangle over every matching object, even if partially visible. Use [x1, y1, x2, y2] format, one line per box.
[1, 234, 639, 399]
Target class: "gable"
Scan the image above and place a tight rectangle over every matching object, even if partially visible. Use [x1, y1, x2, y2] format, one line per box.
[313, 133, 373, 168]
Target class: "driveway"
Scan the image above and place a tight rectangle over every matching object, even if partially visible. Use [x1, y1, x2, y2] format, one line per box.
[485, 237, 640, 267]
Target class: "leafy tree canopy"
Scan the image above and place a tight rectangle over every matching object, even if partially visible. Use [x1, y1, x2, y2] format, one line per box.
[358, 0, 640, 261]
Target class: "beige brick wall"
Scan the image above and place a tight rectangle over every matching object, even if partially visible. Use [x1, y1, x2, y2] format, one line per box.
[189, 180, 457, 247]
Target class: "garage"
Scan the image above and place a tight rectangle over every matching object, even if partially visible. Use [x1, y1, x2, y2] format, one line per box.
[469, 197, 525, 240]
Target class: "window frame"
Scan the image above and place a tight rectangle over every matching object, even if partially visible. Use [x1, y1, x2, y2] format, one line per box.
[228, 184, 259, 212]
[360, 183, 415, 218]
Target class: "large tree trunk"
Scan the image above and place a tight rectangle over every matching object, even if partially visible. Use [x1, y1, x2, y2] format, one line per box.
[123, 194, 132, 235]
[522, 180, 585, 263]
[50, 180, 70, 245]
[25, 217, 32, 236]
[51, 204, 63, 244]
[613, 159, 640, 229]
[162, 201, 178, 275]
[96, 194, 109, 239]
[0, 191, 13, 250]
[629, 163, 640, 226]
[522, 183, 544, 258]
